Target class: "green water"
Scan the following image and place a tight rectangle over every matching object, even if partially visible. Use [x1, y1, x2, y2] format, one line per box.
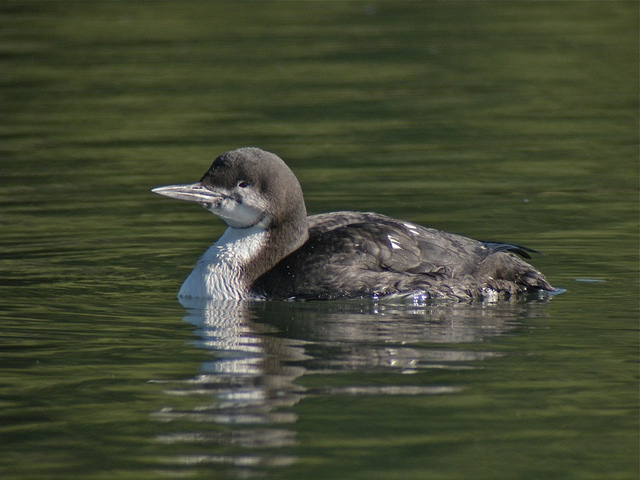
[1, 2, 638, 479]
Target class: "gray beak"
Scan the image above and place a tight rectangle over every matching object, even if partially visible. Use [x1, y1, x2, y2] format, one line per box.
[151, 182, 222, 204]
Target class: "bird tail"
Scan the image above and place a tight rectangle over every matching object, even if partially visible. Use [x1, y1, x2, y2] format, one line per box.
[477, 248, 554, 294]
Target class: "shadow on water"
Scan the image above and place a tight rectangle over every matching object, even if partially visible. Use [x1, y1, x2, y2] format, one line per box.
[150, 295, 555, 475]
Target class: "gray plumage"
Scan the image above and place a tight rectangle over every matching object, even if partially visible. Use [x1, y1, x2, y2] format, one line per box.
[254, 211, 553, 300]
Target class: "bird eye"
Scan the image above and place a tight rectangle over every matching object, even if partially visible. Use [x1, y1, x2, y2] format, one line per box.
[237, 181, 249, 188]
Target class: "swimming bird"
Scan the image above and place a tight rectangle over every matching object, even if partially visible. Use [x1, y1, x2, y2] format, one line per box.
[152, 147, 554, 301]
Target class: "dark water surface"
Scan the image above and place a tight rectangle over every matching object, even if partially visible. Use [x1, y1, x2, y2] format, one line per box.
[1, 2, 638, 479]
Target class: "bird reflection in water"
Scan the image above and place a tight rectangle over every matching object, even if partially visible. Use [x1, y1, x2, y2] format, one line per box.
[150, 295, 551, 474]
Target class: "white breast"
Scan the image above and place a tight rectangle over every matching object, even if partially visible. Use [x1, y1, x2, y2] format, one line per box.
[178, 225, 268, 299]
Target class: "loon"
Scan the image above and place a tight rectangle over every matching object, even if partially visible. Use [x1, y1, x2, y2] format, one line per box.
[152, 147, 554, 301]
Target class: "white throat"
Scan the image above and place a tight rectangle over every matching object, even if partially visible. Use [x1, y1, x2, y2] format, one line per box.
[178, 225, 269, 299]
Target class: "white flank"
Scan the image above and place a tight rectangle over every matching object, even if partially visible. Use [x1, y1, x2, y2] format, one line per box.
[178, 225, 268, 299]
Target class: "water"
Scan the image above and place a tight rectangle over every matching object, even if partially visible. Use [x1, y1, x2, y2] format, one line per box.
[1, 2, 638, 479]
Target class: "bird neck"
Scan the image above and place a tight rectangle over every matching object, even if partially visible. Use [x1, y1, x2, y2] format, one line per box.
[245, 211, 309, 283]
